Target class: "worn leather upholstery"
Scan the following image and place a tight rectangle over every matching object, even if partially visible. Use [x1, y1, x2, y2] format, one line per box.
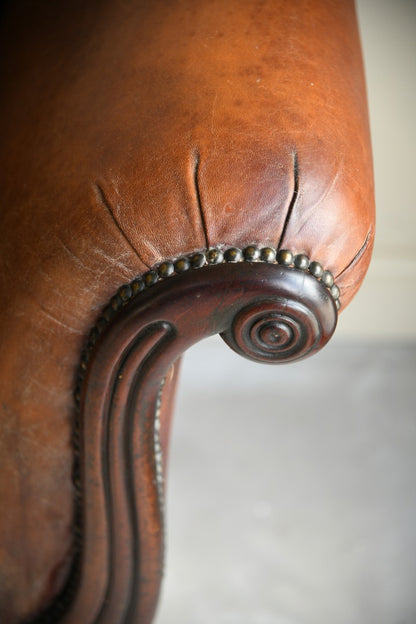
[0, 0, 374, 620]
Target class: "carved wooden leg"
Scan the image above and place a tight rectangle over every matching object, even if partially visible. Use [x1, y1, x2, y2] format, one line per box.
[35, 250, 338, 624]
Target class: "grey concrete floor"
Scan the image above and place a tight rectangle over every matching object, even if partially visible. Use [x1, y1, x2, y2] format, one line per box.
[155, 338, 416, 624]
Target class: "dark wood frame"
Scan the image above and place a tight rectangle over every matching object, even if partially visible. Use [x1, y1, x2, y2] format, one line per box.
[31, 248, 338, 624]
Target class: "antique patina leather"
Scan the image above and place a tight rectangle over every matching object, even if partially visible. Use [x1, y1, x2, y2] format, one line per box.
[0, 0, 374, 621]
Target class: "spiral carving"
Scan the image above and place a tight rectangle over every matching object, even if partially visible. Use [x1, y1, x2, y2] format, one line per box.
[220, 259, 337, 364]
[222, 299, 323, 363]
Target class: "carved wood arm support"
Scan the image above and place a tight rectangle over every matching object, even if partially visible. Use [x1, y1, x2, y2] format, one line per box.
[44, 250, 338, 624]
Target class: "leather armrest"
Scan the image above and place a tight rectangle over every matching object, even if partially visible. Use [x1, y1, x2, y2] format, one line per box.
[0, 1, 374, 620]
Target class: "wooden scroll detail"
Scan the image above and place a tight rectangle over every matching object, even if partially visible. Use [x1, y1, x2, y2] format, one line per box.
[53, 260, 337, 624]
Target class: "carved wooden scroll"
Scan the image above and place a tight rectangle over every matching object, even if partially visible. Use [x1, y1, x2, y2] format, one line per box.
[35, 249, 338, 624]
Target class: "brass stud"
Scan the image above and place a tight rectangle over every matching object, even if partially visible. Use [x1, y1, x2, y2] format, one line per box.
[119, 284, 132, 302]
[321, 270, 334, 288]
[132, 279, 144, 295]
[309, 261, 323, 278]
[144, 270, 158, 287]
[175, 257, 191, 273]
[207, 248, 224, 264]
[243, 245, 260, 261]
[224, 247, 243, 262]
[190, 252, 206, 268]
[110, 295, 121, 311]
[260, 247, 276, 262]
[294, 253, 309, 270]
[158, 261, 174, 278]
[276, 249, 293, 266]
[330, 284, 340, 300]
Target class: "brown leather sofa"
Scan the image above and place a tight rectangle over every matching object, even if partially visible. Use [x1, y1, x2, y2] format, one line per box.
[0, 1, 375, 622]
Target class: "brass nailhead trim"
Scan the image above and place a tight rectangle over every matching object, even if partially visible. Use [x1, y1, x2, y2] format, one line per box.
[75, 245, 341, 396]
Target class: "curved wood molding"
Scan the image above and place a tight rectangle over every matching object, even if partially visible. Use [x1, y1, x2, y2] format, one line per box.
[35, 251, 338, 624]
